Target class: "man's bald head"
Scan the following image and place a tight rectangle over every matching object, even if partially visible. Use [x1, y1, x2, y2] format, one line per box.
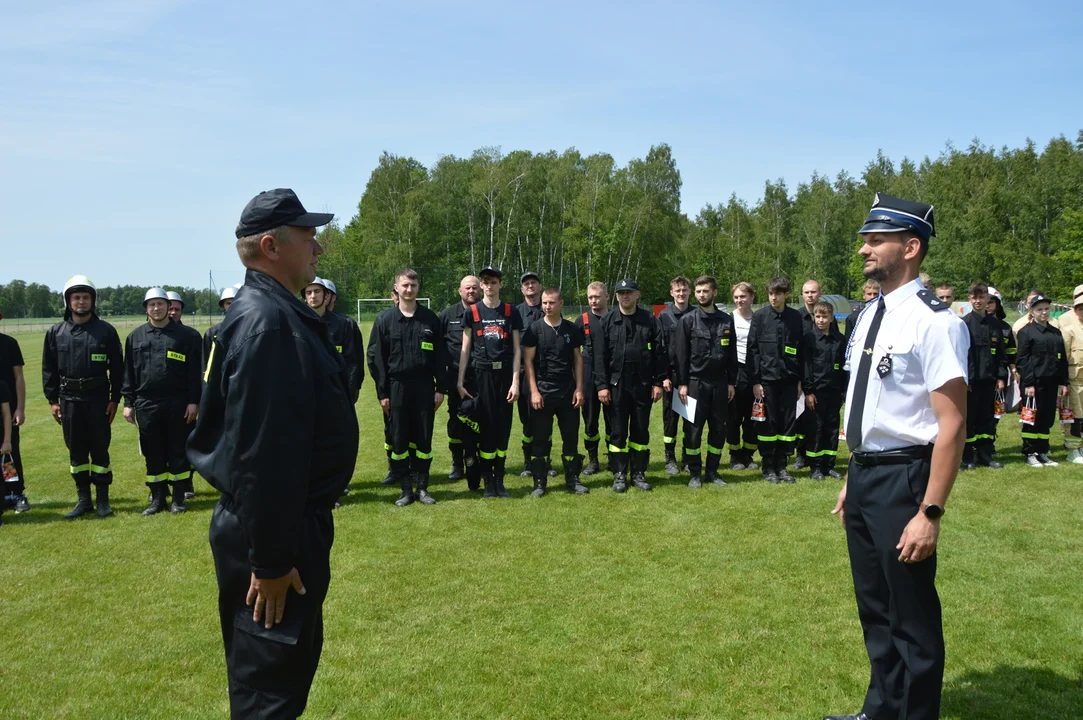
[802, 279, 821, 309]
[459, 275, 481, 305]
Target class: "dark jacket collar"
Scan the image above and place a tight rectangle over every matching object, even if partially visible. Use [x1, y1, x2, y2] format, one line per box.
[244, 269, 322, 325]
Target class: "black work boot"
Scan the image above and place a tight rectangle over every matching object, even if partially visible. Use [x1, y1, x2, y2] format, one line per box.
[960, 445, 976, 471]
[564, 455, 589, 494]
[417, 472, 437, 505]
[664, 445, 680, 476]
[744, 450, 759, 471]
[809, 457, 826, 481]
[777, 454, 796, 483]
[583, 447, 600, 476]
[394, 472, 414, 507]
[94, 484, 113, 518]
[66, 482, 95, 520]
[630, 450, 652, 491]
[762, 456, 779, 484]
[793, 451, 807, 471]
[382, 460, 395, 485]
[520, 448, 533, 478]
[687, 458, 703, 488]
[612, 472, 628, 493]
[530, 458, 548, 498]
[142, 483, 169, 516]
[182, 478, 196, 500]
[977, 445, 1003, 469]
[494, 457, 511, 497]
[466, 455, 482, 492]
[170, 482, 187, 513]
[705, 459, 727, 487]
[482, 465, 498, 499]
[448, 446, 465, 480]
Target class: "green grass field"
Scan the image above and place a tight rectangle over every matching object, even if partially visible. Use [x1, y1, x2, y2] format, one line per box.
[1, 323, 1081, 719]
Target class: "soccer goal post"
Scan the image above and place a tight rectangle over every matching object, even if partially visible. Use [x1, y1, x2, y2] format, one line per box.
[356, 297, 430, 323]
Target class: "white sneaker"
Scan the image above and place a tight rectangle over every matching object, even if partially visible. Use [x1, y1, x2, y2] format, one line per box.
[1067, 449, 1083, 465]
[1025, 455, 1044, 468]
[1037, 454, 1059, 467]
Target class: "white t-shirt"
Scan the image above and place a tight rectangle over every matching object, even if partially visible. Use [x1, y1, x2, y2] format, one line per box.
[733, 312, 752, 365]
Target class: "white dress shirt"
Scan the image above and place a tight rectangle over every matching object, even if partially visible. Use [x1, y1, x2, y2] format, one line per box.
[844, 278, 969, 451]
[733, 312, 751, 366]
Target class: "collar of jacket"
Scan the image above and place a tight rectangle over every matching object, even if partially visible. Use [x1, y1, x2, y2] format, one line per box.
[611, 307, 645, 323]
[244, 268, 323, 325]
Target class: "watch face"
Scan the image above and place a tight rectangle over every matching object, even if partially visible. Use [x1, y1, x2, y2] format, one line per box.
[924, 504, 944, 519]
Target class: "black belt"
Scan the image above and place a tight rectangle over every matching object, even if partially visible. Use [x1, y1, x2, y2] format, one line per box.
[851, 444, 933, 467]
[60, 376, 107, 391]
[474, 360, 511, 371]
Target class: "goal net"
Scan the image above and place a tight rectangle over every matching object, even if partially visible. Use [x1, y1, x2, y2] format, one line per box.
[356, 297, 430, 323]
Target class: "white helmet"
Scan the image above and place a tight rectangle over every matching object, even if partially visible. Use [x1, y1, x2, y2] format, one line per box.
[986, 286, 1001, 302]
[165, 291, 183, 306]
[219, 286, 237, 306]
[143, 287, 169, 306]
[322, 278, 337, 295]
[63, 275, 97, 312]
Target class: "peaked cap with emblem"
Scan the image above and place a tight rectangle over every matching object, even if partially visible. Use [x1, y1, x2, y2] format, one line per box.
[859, 193, 936, 243]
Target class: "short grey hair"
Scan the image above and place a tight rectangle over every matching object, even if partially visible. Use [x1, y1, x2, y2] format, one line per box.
[236, 225, 291, 264]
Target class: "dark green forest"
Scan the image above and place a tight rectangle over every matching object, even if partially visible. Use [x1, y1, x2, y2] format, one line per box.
[4, 131, 1082, 317]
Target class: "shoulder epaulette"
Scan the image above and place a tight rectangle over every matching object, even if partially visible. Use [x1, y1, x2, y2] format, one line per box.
[917, 288, 950, 312]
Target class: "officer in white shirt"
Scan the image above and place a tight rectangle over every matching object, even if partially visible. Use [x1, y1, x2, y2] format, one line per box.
[825, 194, 968, 720]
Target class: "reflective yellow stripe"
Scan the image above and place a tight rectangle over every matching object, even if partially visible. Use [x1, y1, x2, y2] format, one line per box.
[335, 345, 343, 353]
[608, 444, 628, 453]
[806, 449, 839, 457]
[408, 442, 417, 449]
[727, 442, 742, 450]
[584, 432, 600, 441]
[448, 438, 463, 445]
[495, 449, 507, 458]
[522, 435, 533, 443]
[1007, 348, 1017, 355]
[1021, 432, 1050, 440]
[384, 443, 392, 451]
[203, 342, 216, 382]
[166, 350, 186, 362]
[171, 470, 192, 481]
[757, 435, 778, 442]
[479, 451, 496, 460]
[662, 436, 676, 444]
[390, 451, 410, 460]
[413, 449, 433, 459]
[777, 435, 797, 442]
[146, 474, 168, 483]
[647, 343, 652, 350]
[720, 338, 730, 346]
[684, 448, 701, 455]
[743, 442, 758, 450]
[70, 463, 92, 474]
[628, 441, 648, 451]
[706, 444, 723, 455]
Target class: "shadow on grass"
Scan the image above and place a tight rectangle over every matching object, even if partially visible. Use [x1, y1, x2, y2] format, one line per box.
[942, 665, 1083, 719]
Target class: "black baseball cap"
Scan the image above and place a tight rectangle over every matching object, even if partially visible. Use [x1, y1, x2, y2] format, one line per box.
[616, 278, 639, 292]
[235, 189, 334, 239]
[479, 266, 502, 280]
[520, 271, 540, 284]
[1029, 294, 1052, 307]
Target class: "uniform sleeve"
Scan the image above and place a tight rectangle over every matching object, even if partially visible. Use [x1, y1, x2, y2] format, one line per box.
[1016, 328, 1034, 387]
[431, 314, 449, 395]
[202, 329, 214, 372]
[747, 313, 761, 385]
[651, 316, 669, 386]
[42, 329, 59, 403]
[725, 315, 738, 386]
[673, 315, 690, 387]
[121, 334, 136, 406]
[802, 333, 816, 392]
[593, 316, 610, 391]
[1005, 327, 1017, 368]
[521, 322, 537, 349]
[511, 308, 524, 332]
[919, 314, 969, 392]
[343, 318, 364, 396]
[366, 315, 390, 401]
[107, 326, 124, 403]
[186, 329, 202, 404]
[570, 324, 584, 348]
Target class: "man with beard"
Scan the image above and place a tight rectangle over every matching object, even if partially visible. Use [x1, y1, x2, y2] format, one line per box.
[439, 275, 480, 483]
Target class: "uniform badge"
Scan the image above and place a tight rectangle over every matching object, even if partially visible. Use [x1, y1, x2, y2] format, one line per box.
[877, 354, 892, 378]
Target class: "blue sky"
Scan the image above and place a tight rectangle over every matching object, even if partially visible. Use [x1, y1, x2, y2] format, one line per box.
[2, 0, 1081, 291]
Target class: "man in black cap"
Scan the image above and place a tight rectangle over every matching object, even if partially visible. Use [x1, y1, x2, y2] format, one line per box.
[593, 279, 668, 492]
[43, 275, 124, 519]
[827, 192, 968, 720]
[439, 275, 480, 481]
[458, 267, 522, 498]
[516, 271, 545, 477]
[188, 188, 358, 717]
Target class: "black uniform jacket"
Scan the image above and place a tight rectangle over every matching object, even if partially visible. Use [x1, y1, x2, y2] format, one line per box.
[673, 307, 737, 387]
[593, 307, 669, 391]
[122, 321, 202, 407]
[748, 305, 804, 385]
[327, 310, 366, 397]
[658, 303, 692, 374]
[188, 270, 359, 579]
[962, 311, 1007, 384]
[1016, 321, 1069, 387]
[803, 329, 847, 395]
[439, 302, 469, 377]
[202, 323, 221, 371]
[42, 315, 123, 404]
[990, 315, 1016, 373]
[367, 304, 448, 400]
[575, 309, 605, 381]
[523, 317, 583, 396]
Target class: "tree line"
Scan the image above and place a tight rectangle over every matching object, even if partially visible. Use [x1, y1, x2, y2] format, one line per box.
[0, 281, 222, 318]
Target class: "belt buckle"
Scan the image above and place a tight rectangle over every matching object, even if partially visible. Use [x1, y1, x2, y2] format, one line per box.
[492, 361, 502, 370]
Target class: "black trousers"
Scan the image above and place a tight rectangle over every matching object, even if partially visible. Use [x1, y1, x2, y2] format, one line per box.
[387, 377, 435, 478]
[530, 389, 580, 460]
[845, 454, 944, 720]
[804, 391, 842, 470]
[662, 390, 680, 450]
[727, 370, 758, 460]
[965, 380, 997, 458]
[465, 368, 514, 477]
[61, 397, 113, 486]
[136, 397, 191, 484]
[3, 422, 24, 496]
[682, 379, 727, 476]
[581, 369, 611, 452]
[609, 381, 652, 474]
[210, 499, 333, 719]
[518, 374, 533, 457]
[446, 366, 464, 450]
[756, 380, 798, 459]
[1021, 381, 1059, 455]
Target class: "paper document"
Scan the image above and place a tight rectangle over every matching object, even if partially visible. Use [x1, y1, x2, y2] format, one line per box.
[673, 393, 697, 424]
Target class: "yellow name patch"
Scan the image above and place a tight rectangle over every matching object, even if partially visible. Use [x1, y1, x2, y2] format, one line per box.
[784, 345, 797, 355]
[421, 341, 434, 351]
[720, 339, 730, 346]
[167, 351, 186, 362]
[91, 353, 107, 362]
[336, 345, 343, 353]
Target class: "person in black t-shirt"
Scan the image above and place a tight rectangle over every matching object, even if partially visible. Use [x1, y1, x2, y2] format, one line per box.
[523, 288, 588, 496]
[0, 315, 28, 514]
[803, 301, 847, 480]
[458, 267, 523, 498]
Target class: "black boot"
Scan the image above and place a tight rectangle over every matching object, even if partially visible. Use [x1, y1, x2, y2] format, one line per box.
[520, 448, 533, 478]
[482, 462, 498, 499]
[977, 445, 1003, 469]
[582, 447, 600, 476]
[382, 463, 395, 485]
[809, 456, 826, 481]
[466, 455, 482, 491]
[494, 459, 510, 498]
[777, 453, 796, 483]
[170, 482, 187, 513]
[564, 455, 589, 494]
[960, 445, 976, 471]
[793, 450, 807, 471]
[417, 472, 437, 505]
[630, 450, 652, 491]
[142, 483, 169, 516]
[66, 482, 95, 520]
[394, 472, 414, 507]
[664, 445, 680, 476]
[744, 450, 759, 471]
[612, 472, 628, 493]
[687, 458, 702, 488]
[530, 457, 548, 498]
[762, 455, 779, 484]
[705, 458, 727, 487]
[94, 484, 113, 518]
[182, 478, 196, 500]
[448, 446, 465, 480]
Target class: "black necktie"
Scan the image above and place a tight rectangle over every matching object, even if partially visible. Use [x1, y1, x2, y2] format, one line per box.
[847, 297, 886, 451]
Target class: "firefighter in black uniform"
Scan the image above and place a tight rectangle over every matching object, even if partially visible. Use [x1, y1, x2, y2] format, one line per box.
[123, 288, 202, 514]
[368, 268, 446, 506]
[748, 276, 804, 483]
[984, 287, 1017, 443]
[658, 276, 692, 476]
[458, 267, 522, 498]
[575, 281, 611, 476]
[439, 275, 480, 481]
[594, 278, 669, 492]
[516, 271, 545, 477]
[43, 275, 124, 519]
[304, 278, 365, 403]
[1016, 294, 1069, 467]
[523, 287, 589, 496]
[794, 279, 823, 471]
[960, 282, 1008, 470]
[188, 188, 357, 718]
[673, 275, 736, 488]
[203, 286, 237, 370]
[802, 300, 847, 480]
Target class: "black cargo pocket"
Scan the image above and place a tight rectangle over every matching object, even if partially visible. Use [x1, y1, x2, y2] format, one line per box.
[230, 603, 306, 691]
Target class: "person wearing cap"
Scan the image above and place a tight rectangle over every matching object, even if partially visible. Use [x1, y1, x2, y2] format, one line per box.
[457, 267, 522, 498]
[439, 275, 481, 481]
[959, 282, 1008, 470]
[673, 275, 737, 488]
[1060, 285, 1083, 463]
[575, 281, 611, 476]
[42, 276, 124, 520]
[320, 278, 366, 403]
[522, 287, 588, 496]
[122, 288, 203, 515]
[367, 268, 446, 506]
[202, 286, 237, 370]
[1013, 288, 1061, 334]
[658, 276, 692, 476]
[748, 275, 805, 483]
[0, 312, 29, 515]
[188, 188, 358, 717]
[593, 278, 668, 492]
[1016, 294, 1069, 468]
[827, 193, 968, 720]
[726, 281, 759, 471]
[516, 271, 545, 478]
